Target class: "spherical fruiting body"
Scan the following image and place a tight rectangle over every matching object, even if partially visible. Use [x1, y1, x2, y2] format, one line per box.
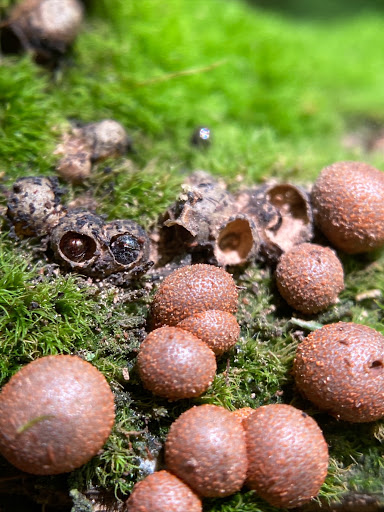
[177, 309, 240, 355]
[151, 264, 238, 328]
[125, 470, 202, 512]
[81, 119, 132, 161]
[5, 0, 83, 60]
[275, 243, 344, 314]
[6, 176, 64, 237]
[311, 161, 384, 253]
[232, 407, 255, 426]
[0, 355, 115, 475]
[293, 322, 384, 422]
[137, 327, 217, 400]
[245, 404, 329, 508]
[165, 404, 248, 497]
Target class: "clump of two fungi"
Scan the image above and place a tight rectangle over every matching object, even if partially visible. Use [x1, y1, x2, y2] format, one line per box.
[6, 176, 151, 280]
[138, 264, 240, 400]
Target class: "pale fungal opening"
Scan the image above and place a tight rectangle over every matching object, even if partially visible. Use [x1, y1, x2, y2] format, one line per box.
[215, 219, 253, 265]
[59, 231, 97, 263]
[266, 185, 310, 252]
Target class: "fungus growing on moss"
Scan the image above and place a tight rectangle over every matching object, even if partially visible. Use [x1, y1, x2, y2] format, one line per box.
[165, 404, 248, 497]
[0, 355, 115, 475]
[151, 264, 238, 328]
[6, 176, 65, 238]
[137, 326, 217, 400]
[275, 243, 344, 314]
[311, 161, 384, 253]
[177, 309, 240, 355]
[245, 404, 329, 508]
[159, 173, 260, 266]
[125, 470, 202, 512]
[293, 322, 384, 422]
[2, 0, 84, 65]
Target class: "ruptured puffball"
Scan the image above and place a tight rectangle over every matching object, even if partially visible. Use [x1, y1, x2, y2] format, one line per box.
[137, 327, 217, 400]
[275, 243, 344, 314]
[245, 404, 329, 508]
[151, 264, 238, 328]
[125, 470, 202, 512]
[165, 404, 248, 497]
[0, 355, 115, 474]
[293, 322, 384, 422]
[311, 161, 384, 253]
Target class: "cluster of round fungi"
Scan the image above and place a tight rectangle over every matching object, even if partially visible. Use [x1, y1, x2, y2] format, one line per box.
[274, 161, 384, 314]
[137, 264, 240, 400]
[126, 403, 329, 511]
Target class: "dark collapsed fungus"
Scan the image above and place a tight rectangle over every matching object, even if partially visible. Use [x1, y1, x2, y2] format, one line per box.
[157, 172, 314, 266]
[55, 119, 132, 183]
[6, 177, 151, 280]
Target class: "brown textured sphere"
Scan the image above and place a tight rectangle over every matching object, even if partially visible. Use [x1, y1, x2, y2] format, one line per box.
[137, 327, 217, 400]
[0, 355, 115, 475]
[125, 470, 202, 512]
[165, 404, 248, 497]
[293, 322, 384, 422]
[177, 309, 240, 355]
[312, 161, 384, 253]
[275, 243, 344, 314]
[245, 404, 329, 508]
[151, 264, 238, 328]
[232, 407, 255, 427]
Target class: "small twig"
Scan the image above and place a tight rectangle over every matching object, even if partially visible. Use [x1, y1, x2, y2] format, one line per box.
[134, 59, 227, 87]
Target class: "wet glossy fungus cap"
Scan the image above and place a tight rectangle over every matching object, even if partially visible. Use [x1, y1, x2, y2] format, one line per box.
[311, 161, 384, 253]
[293, 322, 384, 422]
[165, 404, 248, 497]
[245, 404, 329, 508]
[177, 309, 240, 355]
[275, 243, 344, 314]
[125, 470, 202, 512]
[137, 326, 217, 400]
[151, 264, 238, 328]
[0, 355, 115, 474]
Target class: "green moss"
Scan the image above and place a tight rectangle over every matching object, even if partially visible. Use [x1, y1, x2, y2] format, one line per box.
[2, 0, 384, 510]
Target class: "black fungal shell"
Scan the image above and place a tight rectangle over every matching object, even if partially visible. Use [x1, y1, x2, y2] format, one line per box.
[104, 219, 151, 273]
[6, 176, 65, 238]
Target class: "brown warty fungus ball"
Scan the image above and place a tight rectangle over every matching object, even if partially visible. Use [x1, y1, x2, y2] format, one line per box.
[311, 161, 384, 253]
[293, 322, 384, 422]
[177, 309, 240, 355]
[245, 404, 329, 508]
[151, 264, 238, 328]
[275, 243, 344, 314]
[0, 355, 115, 475]
[125, 470, 202, 512]
[165, 404, 248, 497]
[137, 326, 217, 400]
